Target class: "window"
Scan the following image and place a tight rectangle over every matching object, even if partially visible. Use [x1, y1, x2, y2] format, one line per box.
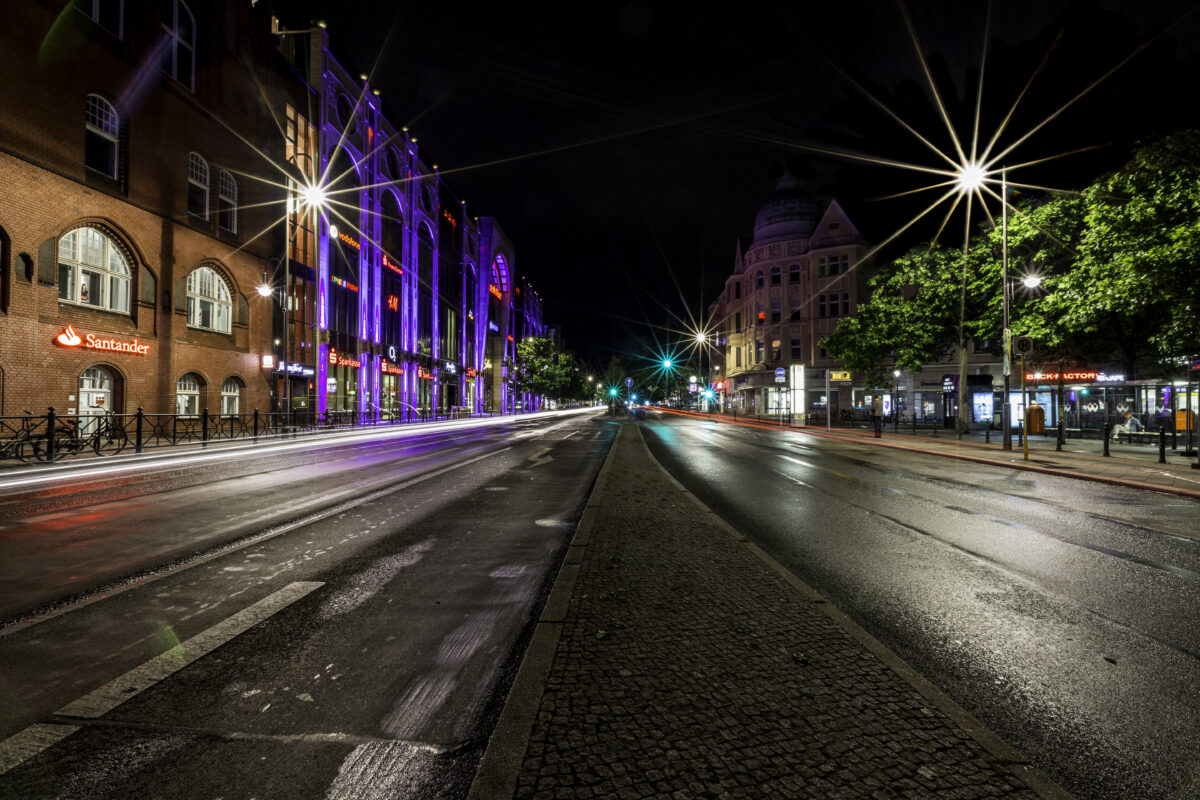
[755, 340, 764, 363]
[790, 298, 802, 321]
[770, 266, 781, 286]
[789, 263, 801, 282]
[770, 339, 782, 362]
[734, 282, 741, 300]
[161, 0, 196, 90]
[770, 300, 781, 324]
[819, 295, 827, 318]
[841, 292, 851, 316]
[755, 270, 764, 289]
[58, 227, 131, 312]
[791, 337, 803, 361]
[187, 153, 209, 219]
[734, 312, 741, 331]
[817, 256, 827, 277]
[186, 265, 232, 332]
[176, 373, 202, 416]
[85, 94, 119, 178]
[735, 347, 742, 368]
[221, 378, 241, 415]
[74, 0, 123, 38]
[756, 303, 764, 323]
[218, 170, 237, 233]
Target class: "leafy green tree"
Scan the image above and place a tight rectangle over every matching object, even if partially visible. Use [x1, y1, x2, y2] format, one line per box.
[506, 337, 574, 401]
[1043, 130, 1200, 375]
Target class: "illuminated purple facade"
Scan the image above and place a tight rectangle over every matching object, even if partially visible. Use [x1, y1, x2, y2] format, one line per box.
[277, 25, 546, 419]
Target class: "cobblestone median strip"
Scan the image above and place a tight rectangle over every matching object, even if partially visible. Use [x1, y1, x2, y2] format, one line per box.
[472, 423, 1074, 800]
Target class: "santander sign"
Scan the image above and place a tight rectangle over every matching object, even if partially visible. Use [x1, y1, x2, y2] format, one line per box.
[54, 325, 151, 355]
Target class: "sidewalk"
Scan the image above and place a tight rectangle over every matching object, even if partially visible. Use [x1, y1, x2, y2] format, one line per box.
[470, 423, 1073, 800]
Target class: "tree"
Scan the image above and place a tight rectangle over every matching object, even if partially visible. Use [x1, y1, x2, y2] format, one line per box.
[506, 337, 574, 402]
[1043, 130, 1200, 375]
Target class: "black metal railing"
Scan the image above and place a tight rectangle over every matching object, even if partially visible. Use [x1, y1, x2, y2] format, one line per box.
[0, 405, 501, 464]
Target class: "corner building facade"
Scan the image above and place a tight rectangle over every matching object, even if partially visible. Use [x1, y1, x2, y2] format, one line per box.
[0, 1, 295, 419]
[713, 173, 869, 418]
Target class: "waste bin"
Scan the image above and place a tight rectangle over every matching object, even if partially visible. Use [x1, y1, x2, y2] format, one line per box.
[1026, 403, 1045, 435]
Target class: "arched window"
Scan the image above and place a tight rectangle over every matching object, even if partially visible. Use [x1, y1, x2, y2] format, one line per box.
[218, 170, 237, 233]
[770, 266, 781, 286]
[79, 366, 117, 432]
[58, 227, 131, 312]
[335, 95, 355, 132]
[187, 153, 209, 219]
[383, 147, 402, 181]
[176, 372, 202, 416]
[186, 265, 232, 332]
[161, 0, 195, 90]
[85, 94, 119, 178]
[221, 377, 242, 415]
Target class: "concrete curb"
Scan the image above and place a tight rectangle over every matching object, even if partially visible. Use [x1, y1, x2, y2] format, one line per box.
[633, 424, 1077, 800]
[466, 422, 622, 800]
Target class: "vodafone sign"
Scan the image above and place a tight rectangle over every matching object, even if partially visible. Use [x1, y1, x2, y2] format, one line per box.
[54, 325, 151, 355]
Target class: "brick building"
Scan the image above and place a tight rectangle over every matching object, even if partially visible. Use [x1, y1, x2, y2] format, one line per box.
[0, 1, 299, 421]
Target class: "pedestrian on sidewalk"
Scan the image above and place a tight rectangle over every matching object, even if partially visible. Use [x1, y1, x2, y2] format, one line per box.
[871, 394, 883, 438]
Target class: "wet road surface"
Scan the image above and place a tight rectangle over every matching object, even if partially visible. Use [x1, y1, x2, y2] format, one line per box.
[0, 410, 614, 799]
[641, 412, 1200, 800]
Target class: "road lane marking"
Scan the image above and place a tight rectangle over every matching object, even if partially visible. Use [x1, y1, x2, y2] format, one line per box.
[56, 581, 324, 719]
[526, 447, 554, 468]
[0, 723, 79, 774]
[780, 453, 852, 479]
[0, 581, 323, 775]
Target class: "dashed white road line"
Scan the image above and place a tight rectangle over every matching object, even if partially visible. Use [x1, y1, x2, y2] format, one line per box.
[0, 581, 324, 775]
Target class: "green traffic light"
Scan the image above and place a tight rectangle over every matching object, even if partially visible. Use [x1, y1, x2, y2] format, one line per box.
[609, 388, 618, 396]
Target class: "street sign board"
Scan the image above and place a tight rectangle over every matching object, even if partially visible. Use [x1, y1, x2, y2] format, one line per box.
[830, 371, 852, 381]
[1015, 336, 1034, 354]
[774, 367, 786, 383]
[625, 377, 633, 388]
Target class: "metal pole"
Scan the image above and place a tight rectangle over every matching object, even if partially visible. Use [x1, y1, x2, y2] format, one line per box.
[1022, 353, 1028, 461]
[283, 225, 290, 425]
[1002, 168, 1012, 451]
[820, 369, 830, 431]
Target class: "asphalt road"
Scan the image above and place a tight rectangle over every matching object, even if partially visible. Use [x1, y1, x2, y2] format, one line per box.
[0, 410, 614, 799]
[640, 412, 1200, 800]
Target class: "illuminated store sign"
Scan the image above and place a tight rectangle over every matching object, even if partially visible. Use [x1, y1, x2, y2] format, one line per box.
[387, 294, 399, 311]
[488, 321, 499, 332]
[274, 361, 315, 377]
[466, 367, 477, 378]
[381, 360, 404, 376]
[54, 325, 150, 355]
[382, 253, 403, 276]
[488, 284, 502, 300]
[1026, 371, 1125, 383]
[327, 348, 361, 368]
[337, 231, 360, 250]
[332, 276, 359, 292]
[417, 367, 433, 380]
[442, 208, 458, 229]
[443, 362, 457, 375]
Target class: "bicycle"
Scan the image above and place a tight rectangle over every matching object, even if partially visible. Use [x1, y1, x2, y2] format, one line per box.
[0, 412, 43, 463]
[26, 414, 129, 462]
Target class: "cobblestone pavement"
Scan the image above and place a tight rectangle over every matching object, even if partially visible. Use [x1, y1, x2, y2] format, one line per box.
[474, 423, 1068, 800]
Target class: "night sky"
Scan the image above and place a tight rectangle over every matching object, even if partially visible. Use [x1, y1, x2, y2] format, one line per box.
[277, 1, 1200, 368]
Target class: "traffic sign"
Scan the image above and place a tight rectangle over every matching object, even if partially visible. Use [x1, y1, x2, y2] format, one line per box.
[830, 371, 852, 381]
[625, 377, 633, 388]
[774, 367, 786, 384]
[1015, 336, 1034, 354]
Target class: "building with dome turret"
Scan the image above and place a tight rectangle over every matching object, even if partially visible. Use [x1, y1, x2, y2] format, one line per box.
[711, 173, 869, 419]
